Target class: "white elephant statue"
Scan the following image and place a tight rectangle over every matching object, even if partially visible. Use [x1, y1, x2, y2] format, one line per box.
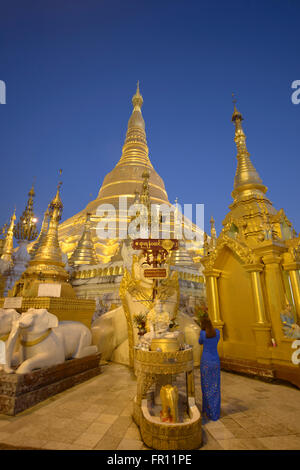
[92, 306, 128, 363]
[5, 308, 98, 375]
[0, 308, 21, 371]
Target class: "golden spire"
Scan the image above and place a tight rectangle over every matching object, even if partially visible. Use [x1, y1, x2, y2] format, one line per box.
[117, 82, 153, 168]
[231, 94, 267, 198]
[29, 206, 50, 258]
[132, 80, 143, 109]
[69, 213, 99, 266]
[30, 181, 64, 266]
[0, 222, 8, 258]
[14, 183, 38, 241]
[1, 208, 16, 262]
[11, 177, 76, 298]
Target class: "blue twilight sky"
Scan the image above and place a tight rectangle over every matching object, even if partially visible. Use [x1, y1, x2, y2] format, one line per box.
[0, 0, 299, 235]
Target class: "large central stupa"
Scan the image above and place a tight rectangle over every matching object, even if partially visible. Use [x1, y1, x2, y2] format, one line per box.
[58, 84, 171, 263]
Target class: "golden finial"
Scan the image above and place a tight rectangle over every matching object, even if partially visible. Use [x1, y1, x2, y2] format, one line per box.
[231, 92, 243, 122]
[132, 81, 143, 109]
[51, 171, 63, 213]
[231, 97, 266, 196]
[28, 179, 36, 199]
[14, 183, 38, 241]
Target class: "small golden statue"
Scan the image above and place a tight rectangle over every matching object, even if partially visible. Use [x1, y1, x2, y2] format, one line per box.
[160, 384, 179, 423]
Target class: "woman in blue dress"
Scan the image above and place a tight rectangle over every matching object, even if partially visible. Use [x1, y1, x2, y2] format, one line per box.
[199, 314, 221, 421]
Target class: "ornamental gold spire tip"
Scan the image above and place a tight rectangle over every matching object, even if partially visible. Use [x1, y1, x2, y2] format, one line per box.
[14, 183, 38, 241]
[231, 96, 266, 196]
[231, 92, 243, 122]
[132, 81, 143, 109]
[50, 174, 63, 211]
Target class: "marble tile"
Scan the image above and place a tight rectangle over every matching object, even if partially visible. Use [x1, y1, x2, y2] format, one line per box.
[0, 419, 11, 428]
[257, 435, 300, 450]
[0, 363, 298, 451]
[219, 438, 269, 450]
[124, 425, 141, 440]
[76, 411, 99, 423]
[2, 433, 48, 448]
[73, 432, 103, 449]
[204, 420, 235, 440]
[84, 421, 111, 436]
[95, 413, 119, 424]
[0, 431, 12, 441]
[93, 435, 122, 450]
[42, 440, 76, 450]
[117, 438, 143, 450]
[200, 429, 223, 450]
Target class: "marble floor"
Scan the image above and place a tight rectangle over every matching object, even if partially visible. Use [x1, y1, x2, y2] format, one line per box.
[0, 362, 300, 450]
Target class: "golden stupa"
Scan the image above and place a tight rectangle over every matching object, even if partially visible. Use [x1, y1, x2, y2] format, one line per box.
[69, 213, 99, 267]
[201, 98, 300, 388]
[58, 83, 170, 263]
[12, 182, 75, 298]
[1, 182, 95, 327]
[0, 209, 16, 264]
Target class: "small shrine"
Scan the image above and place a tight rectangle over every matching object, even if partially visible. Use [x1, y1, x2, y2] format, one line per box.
[130, 238, 202, 450]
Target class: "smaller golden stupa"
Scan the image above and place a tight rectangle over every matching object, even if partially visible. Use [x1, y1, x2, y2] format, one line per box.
[12, 181, 74, 298]
[69, 213, 99, 267]
[1, 180, 95, 328]
[0, 209, 16, 264]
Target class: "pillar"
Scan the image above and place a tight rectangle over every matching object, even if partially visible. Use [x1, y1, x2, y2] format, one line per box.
[203, 268, 224, 354]
[245, 262, 272, 363]
[282, 260, 300, 322]
[261, 244, 286, 344]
